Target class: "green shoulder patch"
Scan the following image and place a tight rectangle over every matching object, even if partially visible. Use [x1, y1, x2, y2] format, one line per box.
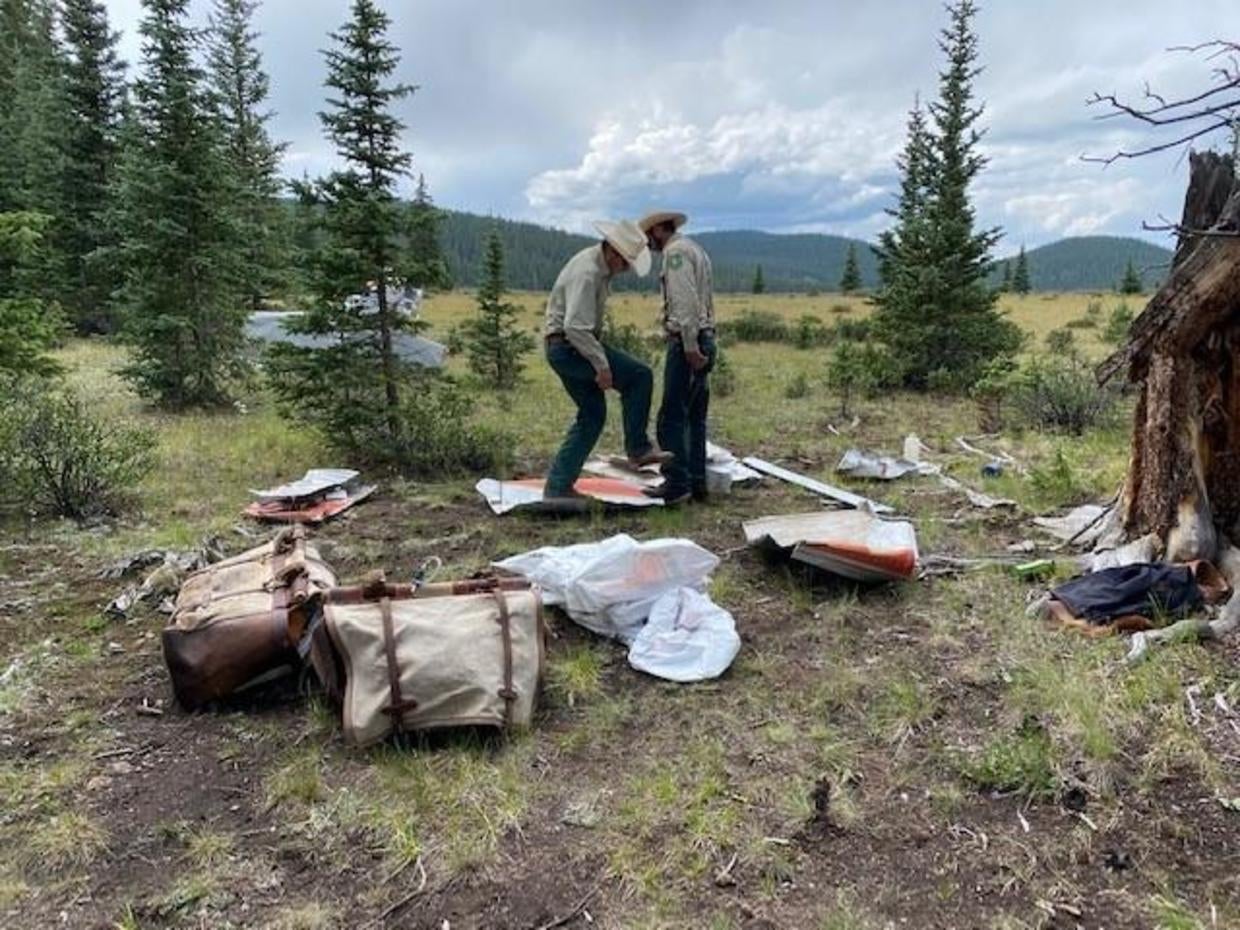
[667, 253, 685, 271]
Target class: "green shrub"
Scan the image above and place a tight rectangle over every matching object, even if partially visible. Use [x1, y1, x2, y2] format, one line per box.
[1028, 448, 1093, 508]
[395, 379, 509, 475]
[826, 340, 892, 417]
[1104, 302, 1134, 345]
[828, 317, 872, 343]
[794, 314, 828, 349]
[1010, 353, 1118, 435]
[713, 348, 737, 397]
[960, 720, 1058, 798]
[728, 309, 790, 343]
[443, 324, 465, 355]
[1044, 327, 1075, 353]
[784, 371, 809, 399]
[0, 376, 156, 521]
[601, 317, 655, 364]
[828, 302, 852, 315]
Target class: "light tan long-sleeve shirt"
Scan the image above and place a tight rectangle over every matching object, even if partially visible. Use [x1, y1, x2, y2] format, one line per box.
[545, 244, 611, 372]
[660, 233, 715, 348]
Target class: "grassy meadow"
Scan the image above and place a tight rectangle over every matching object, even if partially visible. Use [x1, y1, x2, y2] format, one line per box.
[1, 289, 1237, 929]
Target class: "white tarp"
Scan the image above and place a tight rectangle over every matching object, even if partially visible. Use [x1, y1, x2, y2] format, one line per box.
[627, 587, 741, 683]
[494, 534, 719, 642]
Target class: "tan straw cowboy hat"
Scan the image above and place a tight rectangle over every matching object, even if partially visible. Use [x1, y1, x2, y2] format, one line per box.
[637, 210, 688, 233]
[593, 219, 652, 276]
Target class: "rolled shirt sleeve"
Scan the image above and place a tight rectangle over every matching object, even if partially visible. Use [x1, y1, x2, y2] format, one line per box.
[563, 274, 610, 372]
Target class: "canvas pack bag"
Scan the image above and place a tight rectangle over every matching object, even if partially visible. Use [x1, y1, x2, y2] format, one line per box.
[311, 577, 544, 747]
[163, 525, 338, 709]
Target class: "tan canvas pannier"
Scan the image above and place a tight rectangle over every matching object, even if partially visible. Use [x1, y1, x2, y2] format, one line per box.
[163, 526, 337, 709]
[314, 577, 544, 747]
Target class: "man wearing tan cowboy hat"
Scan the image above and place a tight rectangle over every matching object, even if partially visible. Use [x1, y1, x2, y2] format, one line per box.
[638, 210, 717, 505]
[542, 219, 671, 500]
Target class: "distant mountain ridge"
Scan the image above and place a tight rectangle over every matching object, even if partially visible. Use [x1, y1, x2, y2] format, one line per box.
[438, 210, 1172, 294]
[998, 236, 1174, 292]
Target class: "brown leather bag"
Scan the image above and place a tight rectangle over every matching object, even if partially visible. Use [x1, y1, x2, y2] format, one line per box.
[310, 576, 544, 746]
[162, 526, 337, 709]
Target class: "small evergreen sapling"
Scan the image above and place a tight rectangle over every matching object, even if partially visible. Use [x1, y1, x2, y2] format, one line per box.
[1012, 245, 1031, 294]
[462, 225, 534, 389]
[1119, 259, 1143, 294]
[839, 243, 862, 293]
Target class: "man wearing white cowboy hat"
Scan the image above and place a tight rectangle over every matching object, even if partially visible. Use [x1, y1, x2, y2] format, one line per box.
[638, 210, 717, 505]
[542, 219, 671, 500]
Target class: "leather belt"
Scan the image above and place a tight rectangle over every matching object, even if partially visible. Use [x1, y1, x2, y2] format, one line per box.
[545, 332, 568, 345]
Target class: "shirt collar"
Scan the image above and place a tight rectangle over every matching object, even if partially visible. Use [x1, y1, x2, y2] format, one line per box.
[593, 243, 611, 277]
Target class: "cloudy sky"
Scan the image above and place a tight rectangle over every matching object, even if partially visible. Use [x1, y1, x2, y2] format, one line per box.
[103, 0, 1235, 252]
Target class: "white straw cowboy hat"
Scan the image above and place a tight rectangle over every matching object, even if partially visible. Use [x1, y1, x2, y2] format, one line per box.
[637, 210, 688, 233]
[593, 219, 652, 277]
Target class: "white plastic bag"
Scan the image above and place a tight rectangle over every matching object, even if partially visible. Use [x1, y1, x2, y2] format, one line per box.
[627, 587, 741, 682]
[494, 534, 720, 643]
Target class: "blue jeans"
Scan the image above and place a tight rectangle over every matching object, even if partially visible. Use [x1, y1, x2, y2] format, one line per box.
[545, 342, 656, 496]
[657, 332, 716, 493]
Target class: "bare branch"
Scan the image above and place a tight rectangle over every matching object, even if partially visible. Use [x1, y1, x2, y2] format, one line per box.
[1141, 216, 1240, 239]
[1081, 120, 1232, 165]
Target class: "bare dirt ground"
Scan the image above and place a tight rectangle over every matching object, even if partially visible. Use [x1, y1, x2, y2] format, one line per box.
[2, 476, 1238, 930]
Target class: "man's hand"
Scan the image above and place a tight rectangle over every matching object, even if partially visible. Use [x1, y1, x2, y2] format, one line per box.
[595, 367, 614, 390]
[685, 347, 708, 371]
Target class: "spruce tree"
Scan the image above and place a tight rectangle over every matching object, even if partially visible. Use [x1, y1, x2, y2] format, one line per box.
[207, 0, 288, 311]
[752, 264, 765, 294]
[999, 260, 1011, 292]
[61, 0, 127, 332]
[873, 96, 933, 320]
[872, 0, 1021, 390]
[0, 0, 70, 302]
[1012, 245, 1031, 294]
[114, 0, 245, 408]
[462, 224, 533, 390]
[1119, 258, 1142, 294]
[839, 242, 862, 293]
[269, 0, 424, 456]
[408, 173, 450, 290]
[0, 211, 65, 375]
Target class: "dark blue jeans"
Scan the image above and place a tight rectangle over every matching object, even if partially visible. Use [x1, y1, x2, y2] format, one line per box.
[657, 332, 716, 494]
[546, 342, 656, 496]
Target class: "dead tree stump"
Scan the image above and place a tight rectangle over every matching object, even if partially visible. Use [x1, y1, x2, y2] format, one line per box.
[1099, 151, 1240, 562]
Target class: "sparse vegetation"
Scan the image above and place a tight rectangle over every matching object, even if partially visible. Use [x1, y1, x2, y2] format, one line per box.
[1009, 352, 1119, 434]
[784, 370, 810, 399]
[1105, 300, 1135, 344]
[0, 375, 156, 520]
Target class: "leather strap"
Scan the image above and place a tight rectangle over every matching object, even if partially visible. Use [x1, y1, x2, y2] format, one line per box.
[323, 577, 531, 605]
[379, 595, 416, 730]
[494, 591, 516, 727]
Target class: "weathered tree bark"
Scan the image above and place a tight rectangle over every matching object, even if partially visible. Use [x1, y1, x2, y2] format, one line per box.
[1099, 151, 1240, 560]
